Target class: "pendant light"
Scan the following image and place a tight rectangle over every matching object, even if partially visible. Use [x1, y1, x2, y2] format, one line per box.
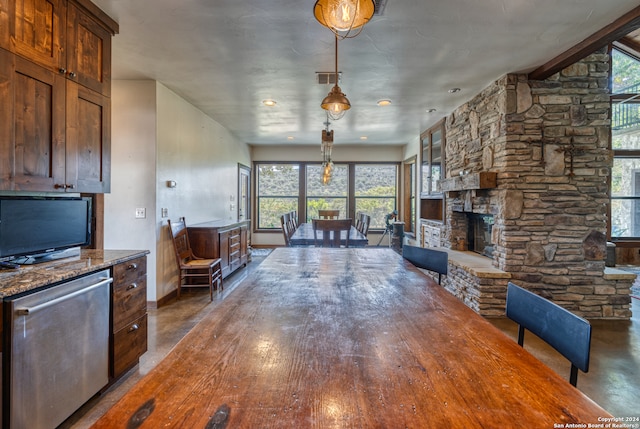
[314, 0, 375, 39]
[321, 35, 350, 121]
[321, 118, 334, 185]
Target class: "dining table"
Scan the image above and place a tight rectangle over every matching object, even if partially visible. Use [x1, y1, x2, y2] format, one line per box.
[91, 247, 611, 428]
[289, 222, 369, 247]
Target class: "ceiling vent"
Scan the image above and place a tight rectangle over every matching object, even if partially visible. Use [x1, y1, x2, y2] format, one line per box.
[316, 72, 342, 85]
[374, 0, 388, 15]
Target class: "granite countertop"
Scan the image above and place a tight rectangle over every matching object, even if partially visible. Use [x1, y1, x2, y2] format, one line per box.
[0, 249, 149, 298]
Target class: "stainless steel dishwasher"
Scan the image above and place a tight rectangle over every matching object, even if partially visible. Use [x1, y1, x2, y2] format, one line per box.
[3, 269, 112, 429]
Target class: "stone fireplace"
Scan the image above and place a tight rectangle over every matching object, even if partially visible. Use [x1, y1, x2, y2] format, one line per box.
[426, 48, 633, 320]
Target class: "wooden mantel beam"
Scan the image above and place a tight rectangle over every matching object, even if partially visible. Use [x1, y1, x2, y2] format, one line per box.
[528, 4, 640, 81]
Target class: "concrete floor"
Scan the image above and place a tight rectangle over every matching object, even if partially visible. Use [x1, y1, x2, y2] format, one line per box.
[62, 253, 639, 427]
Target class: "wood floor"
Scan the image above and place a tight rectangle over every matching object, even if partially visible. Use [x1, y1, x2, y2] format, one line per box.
[62, 252, 639, 427]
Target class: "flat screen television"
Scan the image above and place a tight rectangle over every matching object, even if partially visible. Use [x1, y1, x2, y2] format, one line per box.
[0, 197, 91, 264]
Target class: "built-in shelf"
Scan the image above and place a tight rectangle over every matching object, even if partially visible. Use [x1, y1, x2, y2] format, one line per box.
[439, 172, 497, 192]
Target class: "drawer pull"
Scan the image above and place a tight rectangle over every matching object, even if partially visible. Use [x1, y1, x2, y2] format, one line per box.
[129, 324, 139, 332]
[126, 283, 138, 290]
[128, 263, 138, 270]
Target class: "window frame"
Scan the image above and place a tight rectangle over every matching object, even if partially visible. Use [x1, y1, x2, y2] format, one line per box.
[610, 44, 640, 243]
[253, 161, 399, 233]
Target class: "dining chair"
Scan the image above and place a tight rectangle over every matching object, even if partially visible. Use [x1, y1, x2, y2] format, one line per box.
[506, 282, 591, 387]
[289, 210, 298, 229]
[402, 244, 448, 284]
[318, 209, 340, 219]
[358, 214, 371, 236]
[168, 217, 223, 301]
[280, 213, 293, 246]
[313, 218, 352, 247]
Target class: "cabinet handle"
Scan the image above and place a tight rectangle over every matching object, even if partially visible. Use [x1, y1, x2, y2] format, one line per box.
[128, 324, 139, 332]
[128, 263, 138, 270]
[67, 184, 75, 189]
[59, 68, 67, 74]
[54, 183, 66, 189]
[126, 283, 138, 290]
[68, 71, 76, 78]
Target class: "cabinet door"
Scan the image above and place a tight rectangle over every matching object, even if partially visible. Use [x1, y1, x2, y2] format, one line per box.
[66, 80, 111, 192]
[66, 3, 111, 96]
[219, 231, 230, 273]
[0, 0, 9, 48]
[240, 224, 248, 262]
[5, 0, 67, 73]
[0, 49, 66, 191]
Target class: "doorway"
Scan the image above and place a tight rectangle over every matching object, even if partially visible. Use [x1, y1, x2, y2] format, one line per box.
[238, 164, 251, 223]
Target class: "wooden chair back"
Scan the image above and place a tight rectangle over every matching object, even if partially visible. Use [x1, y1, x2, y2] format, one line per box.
[318, 209, 340, 219]
[402, 244, 448, 284]
[289, 210, 298, 229]
[280, 213, 292, 246]
[313, 218, 352, 247]
[358, 214, 371, 236]
[506, 282, 592, 387]
[169, 217, 195, 264]
[168, 217, 223, 300]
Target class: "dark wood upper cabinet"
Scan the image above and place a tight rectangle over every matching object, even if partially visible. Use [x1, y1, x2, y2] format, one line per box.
[420, 119, 446, 222]
[421, 119, 445, 198]
[0, 49, 67, 191]
[5, 0, 68, 73]
[0, 0, 116, 193]
[66, 2, 112, 96]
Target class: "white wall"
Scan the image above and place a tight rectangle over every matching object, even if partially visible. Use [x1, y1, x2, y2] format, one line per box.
[104, 80, 158, 298]
[105, 80, 250, 303]
[155, 82, 250, 300]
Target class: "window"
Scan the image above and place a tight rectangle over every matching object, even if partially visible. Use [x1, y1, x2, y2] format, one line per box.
[256, 163, 300, 229]
[306, 164, 348, 221]
[354, 164, 397, 229]
[611, 47, 640, 239]
[255, 162, 398, 230]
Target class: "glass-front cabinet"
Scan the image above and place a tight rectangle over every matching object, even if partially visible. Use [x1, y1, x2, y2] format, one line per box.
[420, 119, 445, 221]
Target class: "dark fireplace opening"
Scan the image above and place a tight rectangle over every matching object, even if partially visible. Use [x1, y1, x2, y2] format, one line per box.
[468, 214, 494, 258]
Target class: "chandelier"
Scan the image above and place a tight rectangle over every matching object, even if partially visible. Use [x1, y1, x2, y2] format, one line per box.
[321, 35, 350, 120]
[313, 0, 375, 39]
[321, 120, 334, 185]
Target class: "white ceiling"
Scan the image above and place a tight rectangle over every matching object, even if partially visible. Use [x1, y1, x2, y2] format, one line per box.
[92, 0, 640, 147]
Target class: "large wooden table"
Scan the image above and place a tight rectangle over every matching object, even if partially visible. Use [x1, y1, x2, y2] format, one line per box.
[289, 222, 369, 247]
[92, 248, 610, 428]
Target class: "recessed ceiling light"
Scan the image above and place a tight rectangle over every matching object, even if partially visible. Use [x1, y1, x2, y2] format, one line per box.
[360, 136, 368, 140]
[377, 99, 392, 106]
[262, 99, 277, 106]
[426, 108, 437, 113]
[287, 136, 294, 140]
[448, 88, 461, 93]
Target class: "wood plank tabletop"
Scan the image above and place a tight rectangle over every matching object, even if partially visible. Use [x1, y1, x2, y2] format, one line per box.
[289, 222, 368, 247]
[92, 248, 611, 428]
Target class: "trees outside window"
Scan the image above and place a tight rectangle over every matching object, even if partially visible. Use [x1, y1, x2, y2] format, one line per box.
[255, 162, 398, 230]
[256, 163, 300, 229]
[611, 47, 640, 239]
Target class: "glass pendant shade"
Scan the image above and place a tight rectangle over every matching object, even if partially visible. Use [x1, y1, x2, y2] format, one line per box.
[321, 85, 351, 120]
[314, 0, 375, 38]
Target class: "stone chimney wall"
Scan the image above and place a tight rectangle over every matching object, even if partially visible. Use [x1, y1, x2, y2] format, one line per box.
[441, 49, 632, 319]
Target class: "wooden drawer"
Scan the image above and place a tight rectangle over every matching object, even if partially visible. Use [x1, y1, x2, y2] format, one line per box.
[113, 277, 147, 332]
[113, 256, 146, 286]
[112, 313, 148, 378]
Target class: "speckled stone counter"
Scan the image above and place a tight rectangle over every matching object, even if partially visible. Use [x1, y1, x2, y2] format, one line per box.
[0, 249, 149, 298]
